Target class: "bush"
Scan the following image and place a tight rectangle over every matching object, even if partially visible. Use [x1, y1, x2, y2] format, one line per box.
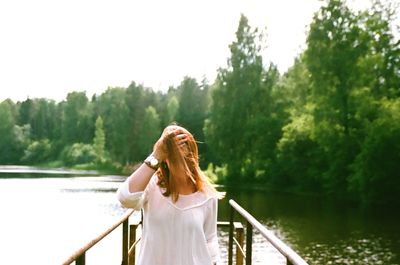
[61, 143, 97, 166]
[22, 139, 52, 164]
[204, 163, 228, 184]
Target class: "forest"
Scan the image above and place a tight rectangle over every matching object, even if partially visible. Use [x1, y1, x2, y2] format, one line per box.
[0, 0, 399, 205]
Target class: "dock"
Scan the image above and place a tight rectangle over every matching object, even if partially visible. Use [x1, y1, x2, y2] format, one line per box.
[62, 199, 309, 265]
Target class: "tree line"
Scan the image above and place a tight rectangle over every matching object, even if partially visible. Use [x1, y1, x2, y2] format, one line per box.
[0, 0, 399, 205]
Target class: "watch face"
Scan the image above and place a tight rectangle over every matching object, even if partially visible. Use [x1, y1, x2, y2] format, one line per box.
[150, 157, 158, 167]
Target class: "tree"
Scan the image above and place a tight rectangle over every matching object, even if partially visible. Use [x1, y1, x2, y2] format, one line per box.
[355, 0, 400, 98]
[304, 0, 369, 194]
[166, 95, 179, 124]
[61, 92, 92, 145]
[93, 116, 106, 163]
[306, 0, 366, 134]
[0, 100, 19, 163]
[278, 56, 311, 115]
[30, 99, 58, 140]
[95, 87, 130, 163]
[349, 97, 400, 205]
[17, 98, 34, 126]
[125, 82, 159, 162]
[137, 106, 161, 159]
[177, 77, 208, 142]
[205, 14, 265, 181]
[271, 56, 323, 191]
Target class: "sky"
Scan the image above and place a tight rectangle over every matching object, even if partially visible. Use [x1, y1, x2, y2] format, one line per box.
[0, 0, 385, 102]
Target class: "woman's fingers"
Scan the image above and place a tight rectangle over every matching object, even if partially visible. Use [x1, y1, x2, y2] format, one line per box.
[175, 133, 188, 147]
[155, 129, 188, 157]
[176, 133, 186, 139]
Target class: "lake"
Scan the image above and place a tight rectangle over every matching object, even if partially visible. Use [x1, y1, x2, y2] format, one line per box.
[0, 170, 398, 264]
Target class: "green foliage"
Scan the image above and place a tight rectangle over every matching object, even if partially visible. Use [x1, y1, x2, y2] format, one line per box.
[61, 143, 97, 166]
[93, 116, 106, 163]
[206, 14, 286, 183]
[206, 14, 273, 181]
[62, 92, 92, 145]
[177, 77, 208, 141]
[356, 1, 400, 97]
[30, 99, 58, 140]
[17, 98, 34, 126]
[13, 124, 31, 150]
[124, 82, 161, 163]
[137, 106, 161, 158]
[0, 100, 23, 164]
[95, 87, 130, 163]
[278, 56, 311, 115]
[175, 77, 209, 165]
[300, 0, 399, 197]
[166, 96, 179, 123]
[22, 139, 52, 164]
[349, 98, 400, 204]
[274, 110, 326, 192]
[204, 163, 228, 184]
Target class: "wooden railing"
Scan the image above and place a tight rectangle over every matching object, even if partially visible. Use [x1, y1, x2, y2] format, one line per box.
[228, 199, 309, 265]
[61, 209, 140, 265]
[62, 199, 308, 265]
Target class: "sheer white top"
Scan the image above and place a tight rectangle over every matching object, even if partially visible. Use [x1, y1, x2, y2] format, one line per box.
[116, 175, 220, 265]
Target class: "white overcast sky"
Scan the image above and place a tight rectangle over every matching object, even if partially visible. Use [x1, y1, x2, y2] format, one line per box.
[0, 0, 385, 102]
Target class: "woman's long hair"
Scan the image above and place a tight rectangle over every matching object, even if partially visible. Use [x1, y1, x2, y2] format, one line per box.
[156, 125, 219, 202]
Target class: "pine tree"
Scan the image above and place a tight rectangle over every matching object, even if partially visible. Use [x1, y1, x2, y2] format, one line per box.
[93, 116, 106, 163]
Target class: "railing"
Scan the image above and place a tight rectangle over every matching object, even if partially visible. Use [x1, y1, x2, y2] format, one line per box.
[228, 199, 309, 265]
[62, 199, 308, 265]
[61, 209, 141, 265]
[61, 209, 244, 265]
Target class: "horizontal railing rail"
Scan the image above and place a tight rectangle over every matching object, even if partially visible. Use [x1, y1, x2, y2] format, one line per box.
[228, 199, 309, 265]
[62, 209, 135, 265]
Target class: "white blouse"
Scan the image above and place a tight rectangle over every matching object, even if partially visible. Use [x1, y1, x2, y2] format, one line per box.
[116, 175, 220, 265]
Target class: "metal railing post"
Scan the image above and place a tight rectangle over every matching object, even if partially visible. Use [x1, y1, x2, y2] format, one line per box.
[129, 224, 138, 265]
[245, 221, 253, 265]
[76, 253, 85, 265]
[228, 202, 235, 265]
[122, 219, 129, 265]
[235, 223, 244, 265]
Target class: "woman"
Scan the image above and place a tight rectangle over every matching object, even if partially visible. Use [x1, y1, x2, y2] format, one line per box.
[117, 125, 221, 265]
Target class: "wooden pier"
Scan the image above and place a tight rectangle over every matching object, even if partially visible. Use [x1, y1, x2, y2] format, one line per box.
[62, 199, 309, 265]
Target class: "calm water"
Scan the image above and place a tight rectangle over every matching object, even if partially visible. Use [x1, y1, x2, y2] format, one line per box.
[218, 188, 400, 265]
[0, 172, 398, 265]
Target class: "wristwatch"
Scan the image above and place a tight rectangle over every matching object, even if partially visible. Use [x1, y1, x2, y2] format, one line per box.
[144, 154, 160, 170]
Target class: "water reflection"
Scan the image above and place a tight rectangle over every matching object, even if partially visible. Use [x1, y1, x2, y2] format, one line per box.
[218, 187, 400, 265]
[303, 233, 397, 265]
[0, 175, 398, 265]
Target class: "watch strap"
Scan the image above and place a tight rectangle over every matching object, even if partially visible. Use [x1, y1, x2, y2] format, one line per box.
[144, 155, 160, 170]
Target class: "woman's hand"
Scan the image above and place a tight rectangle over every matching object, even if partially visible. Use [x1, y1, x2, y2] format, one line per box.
[152, 127, 187, 161]
[152, 133, 169, 162]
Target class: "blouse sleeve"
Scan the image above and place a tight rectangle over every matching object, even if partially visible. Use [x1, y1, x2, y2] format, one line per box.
[204, 197, 220, 263]
[116, 175, 156, 210]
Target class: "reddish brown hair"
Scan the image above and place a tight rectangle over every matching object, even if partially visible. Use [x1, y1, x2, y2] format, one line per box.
[156, 125, 218, 202]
